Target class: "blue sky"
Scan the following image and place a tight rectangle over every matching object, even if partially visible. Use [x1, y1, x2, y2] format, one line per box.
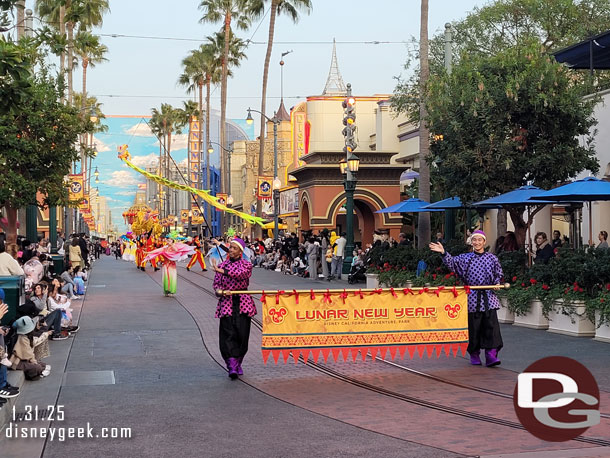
[70, 0, 488, 233]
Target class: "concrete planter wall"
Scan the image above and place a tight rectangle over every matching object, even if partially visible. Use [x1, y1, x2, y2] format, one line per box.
[548, 300, 595, 337]
[513, 299, 549, 330]
[594, 311, 610, 343]
[497, 296, 514, 324]
[366, 273, 379, 289]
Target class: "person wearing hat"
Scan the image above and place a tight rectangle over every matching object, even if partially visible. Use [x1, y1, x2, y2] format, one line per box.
[10, 316, 51, 380]
[429, 229, 504, 367]
[211, 237, 256, 379]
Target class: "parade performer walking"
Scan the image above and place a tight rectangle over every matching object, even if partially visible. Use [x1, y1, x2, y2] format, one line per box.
[212, 237, 255, 379]
[145, 239, 194, 296]
[429, 229, 504, 367]
[186, 236, 207, 272]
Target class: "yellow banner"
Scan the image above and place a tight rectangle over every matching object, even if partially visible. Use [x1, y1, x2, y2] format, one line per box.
[257, 177, 272, 199]
[68, 174, 84, 201]
[261, 289, 469, 364]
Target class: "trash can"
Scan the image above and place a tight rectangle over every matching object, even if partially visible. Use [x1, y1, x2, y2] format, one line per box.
[51, 254, 64, 276]
[0, 275, 25, 326]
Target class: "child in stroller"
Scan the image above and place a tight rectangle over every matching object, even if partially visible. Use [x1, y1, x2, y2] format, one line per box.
[348, 249, 367, 284]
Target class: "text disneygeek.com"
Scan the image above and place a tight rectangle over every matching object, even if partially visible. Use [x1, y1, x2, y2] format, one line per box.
[3, 405, 131, 441]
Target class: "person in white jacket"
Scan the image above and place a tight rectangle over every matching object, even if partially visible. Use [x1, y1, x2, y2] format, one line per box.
[0, 243, 24, 276]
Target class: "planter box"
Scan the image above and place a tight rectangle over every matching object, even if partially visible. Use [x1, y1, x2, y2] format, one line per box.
[497, 296, 514, 324]
[366, 273, 379, 289]
[547, 300, 595, 337]
[594, 311, 610, 343]
[513, 299, 549, 330]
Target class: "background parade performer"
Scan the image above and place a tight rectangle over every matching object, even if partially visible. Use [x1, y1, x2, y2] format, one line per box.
[186, 235, 207, 272]
[429, 230, 504, 367]
[212, 237, 255, 379]
[145, 239, 194, 296]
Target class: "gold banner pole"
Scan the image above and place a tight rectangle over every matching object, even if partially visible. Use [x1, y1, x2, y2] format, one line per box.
[218, 284, 511, 296]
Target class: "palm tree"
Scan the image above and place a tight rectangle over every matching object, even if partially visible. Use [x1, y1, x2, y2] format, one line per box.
[150, 104, 188, 217]
[255, 0, 312, 234]
[199, 0, 253, 197]
[74, 30, 107, 122]
[417, 0, 430, 248]
[36, 0, 110, 105]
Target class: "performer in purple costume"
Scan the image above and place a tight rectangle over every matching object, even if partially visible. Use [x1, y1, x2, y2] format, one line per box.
[212, 237, 256, 379]
[430, 229, 503, 367]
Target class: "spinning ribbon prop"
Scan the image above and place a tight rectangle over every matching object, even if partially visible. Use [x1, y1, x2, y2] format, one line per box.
[117, 145, 265, 226]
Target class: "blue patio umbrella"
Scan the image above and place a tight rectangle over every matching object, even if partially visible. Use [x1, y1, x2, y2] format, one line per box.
[376, 198, 441, 248]
[400, 170, 420, 181]
[529, 177, 610, 245]
[423, 196, 501, 210]
[376, 198, 442, 214]
[472, 185, 552, 207]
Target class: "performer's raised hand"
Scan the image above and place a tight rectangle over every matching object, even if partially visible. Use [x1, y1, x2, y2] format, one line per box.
[429, 242, 444, 253]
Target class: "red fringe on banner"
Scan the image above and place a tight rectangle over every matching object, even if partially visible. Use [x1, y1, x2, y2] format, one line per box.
[261, 343, 469, 365]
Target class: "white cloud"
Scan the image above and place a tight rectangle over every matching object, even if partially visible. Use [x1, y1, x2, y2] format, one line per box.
[170, 134, 188, 151]
[103, 170, 142, 188]
[130, 153, 159, 168]
[92, 136, 112, 153]
[116, 190, 137, 196]
[178, 158, 188, 168]
[124, 123, 155, 137]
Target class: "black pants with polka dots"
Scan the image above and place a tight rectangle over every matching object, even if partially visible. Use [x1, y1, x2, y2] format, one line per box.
[219, 296, 252, 361]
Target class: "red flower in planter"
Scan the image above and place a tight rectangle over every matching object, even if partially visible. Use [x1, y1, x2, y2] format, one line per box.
[432, 274, 437, 280]
[402, 266, 407, 270]
[530, 278, 537, 285]
[573, 282, 579, 287]
[601, 298, 606, 303]
[521, 283, 526, 287]
[542, 284, 550, 291]
[445, 274, 451, 279]
[512, 276, 517, 282]
[606, 284, 610, 291]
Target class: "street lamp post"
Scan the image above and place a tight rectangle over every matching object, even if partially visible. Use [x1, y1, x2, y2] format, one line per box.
[246, 108, 280, 240]
[341, 84, 359, 274]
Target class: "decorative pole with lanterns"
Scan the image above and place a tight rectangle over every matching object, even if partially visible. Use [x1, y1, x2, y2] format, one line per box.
[341, 83, 360, 274]
[246, 108, 281, 240]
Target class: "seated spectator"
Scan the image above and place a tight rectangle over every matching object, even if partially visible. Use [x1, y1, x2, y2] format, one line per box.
[72, 266, 86, 295]
[0, 241, 24, 276]
[0, 294, 20, 401]
[60, 267, 81, 300]
[533, 232, 555, 264]
[291, 257, 306, 276]
[9, 316, 51, 380]
[598, 231, 609, 249]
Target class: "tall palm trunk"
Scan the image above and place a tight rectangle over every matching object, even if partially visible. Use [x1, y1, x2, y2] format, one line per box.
[67, 22, 74, 106]
[59, 5, 66, 102]
[81, 57, 89, 173]
[256, 0, 278, 238]
[220, 13, 232, 196]
[205, 77, 212, 226]
[417, 0, 431, 249]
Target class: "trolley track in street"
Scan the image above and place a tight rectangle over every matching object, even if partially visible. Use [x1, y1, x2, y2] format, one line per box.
[173, 268, 610, 446]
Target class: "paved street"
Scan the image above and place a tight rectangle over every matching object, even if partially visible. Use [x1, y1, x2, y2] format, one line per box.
[1, 256, 609, 457]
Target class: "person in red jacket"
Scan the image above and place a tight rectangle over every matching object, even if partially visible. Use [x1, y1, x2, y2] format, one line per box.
[186, 236, 206, 272]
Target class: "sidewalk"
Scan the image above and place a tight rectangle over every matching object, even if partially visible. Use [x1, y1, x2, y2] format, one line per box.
[0, 256, 435, 458]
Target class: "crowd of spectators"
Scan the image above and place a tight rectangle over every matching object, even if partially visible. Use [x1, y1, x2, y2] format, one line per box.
[0, 233, 96, 411]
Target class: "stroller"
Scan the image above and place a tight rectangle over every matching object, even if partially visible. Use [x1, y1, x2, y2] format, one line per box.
[348, 263, 367, 284]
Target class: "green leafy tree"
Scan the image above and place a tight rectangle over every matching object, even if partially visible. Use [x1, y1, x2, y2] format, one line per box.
[0, 71, 86, 244]
[424, 42, 599, 247]
[0, 37, 33, 114]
